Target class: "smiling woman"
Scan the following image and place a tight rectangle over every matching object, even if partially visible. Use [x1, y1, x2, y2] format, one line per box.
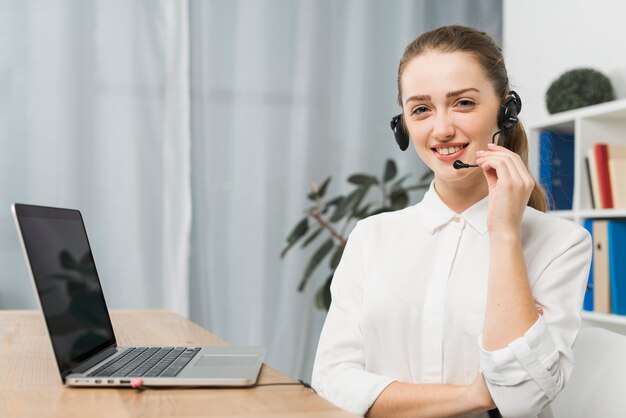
[311, 25, 592, 418]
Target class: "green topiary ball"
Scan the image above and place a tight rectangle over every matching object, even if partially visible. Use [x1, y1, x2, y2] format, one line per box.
[545, 68, 615, 114]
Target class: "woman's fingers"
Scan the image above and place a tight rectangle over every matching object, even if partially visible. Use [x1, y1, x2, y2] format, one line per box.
[476, 150, 516, 188]
[490, 145, 534, 191]
[476, 144, 533, 195]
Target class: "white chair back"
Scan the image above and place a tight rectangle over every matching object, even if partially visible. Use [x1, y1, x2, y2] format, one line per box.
[551, 327, 626, 418]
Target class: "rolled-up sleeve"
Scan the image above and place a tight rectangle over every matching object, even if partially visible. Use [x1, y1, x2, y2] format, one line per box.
[311, 222, 394, 416]
[478, 227, 592, 418]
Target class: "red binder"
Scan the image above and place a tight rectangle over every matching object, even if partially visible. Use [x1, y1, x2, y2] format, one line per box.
[595, 143, 614, 209]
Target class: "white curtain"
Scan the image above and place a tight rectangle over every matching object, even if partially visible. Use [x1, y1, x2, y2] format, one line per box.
[0, 0, 191, 314]
[0, 0, 501, 380]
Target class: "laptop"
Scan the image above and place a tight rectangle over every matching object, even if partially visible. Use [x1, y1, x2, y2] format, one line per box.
[12, 203, 265, 387]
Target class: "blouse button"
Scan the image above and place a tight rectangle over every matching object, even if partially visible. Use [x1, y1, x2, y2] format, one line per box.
[454, 216, 460, 223]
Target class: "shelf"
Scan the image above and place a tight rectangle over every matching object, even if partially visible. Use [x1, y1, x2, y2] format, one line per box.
[529, 98, 626, 130]
[582, 311, 626, 326]
[527, 99, 626, 335]
[549, 209, 626, 223]
[548, 210, 575, 219]
[577, 209, 626, 219]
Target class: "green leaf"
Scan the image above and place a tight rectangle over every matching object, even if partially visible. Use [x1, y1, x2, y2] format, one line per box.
[322, 196, 343, 215]
[329, 244, 345, 269]
[314, 274, 333, 311]
[318, 176, 332, 199]
[307, 176, 332, 201]
[348, 174, 379, 186]
[329, 186, 369, 222]
[286, 218, 309, 243]
[390, 190, 409, 210]
[383, 159, 398, 182]
[350, 187, 370, 216]
[298, 238, 334, 291]
[325, 195, 343, 206]
[329, 191, 356, 222]
[353, 203, 372, 219]
[281, 218, 309, 258]
[300, 227, 323, 248]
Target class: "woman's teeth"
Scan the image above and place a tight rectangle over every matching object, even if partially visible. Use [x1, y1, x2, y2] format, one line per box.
[434, 145, 466, 155]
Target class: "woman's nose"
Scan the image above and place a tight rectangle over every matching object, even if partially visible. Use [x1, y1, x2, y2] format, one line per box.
[432, 112, 455, 140]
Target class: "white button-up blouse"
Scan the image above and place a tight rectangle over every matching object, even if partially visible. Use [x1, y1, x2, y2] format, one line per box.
[311, 183, 592, 418]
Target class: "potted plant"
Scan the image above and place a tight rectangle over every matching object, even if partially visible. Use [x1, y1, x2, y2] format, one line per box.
[281, 159, 432, 310]
[545, 68, 615, 114]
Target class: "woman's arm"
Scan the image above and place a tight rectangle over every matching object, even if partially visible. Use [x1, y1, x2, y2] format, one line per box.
[367, 374, 494, 418]
[483, 230, 539, 350]
[476, 143, 539, 351]
[474, 144, 593, 417]
[312, 222, 396, 415]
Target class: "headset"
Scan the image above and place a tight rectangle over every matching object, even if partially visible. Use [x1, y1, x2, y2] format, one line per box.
[389, 90, 522, 152]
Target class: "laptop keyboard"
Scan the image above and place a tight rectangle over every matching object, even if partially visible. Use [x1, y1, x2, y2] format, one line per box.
[87, 347, 201, 378]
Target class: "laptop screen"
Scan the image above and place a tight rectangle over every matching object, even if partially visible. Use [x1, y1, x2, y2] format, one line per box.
[14, 204, 116, 376]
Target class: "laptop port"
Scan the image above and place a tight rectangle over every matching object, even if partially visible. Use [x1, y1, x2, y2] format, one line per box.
[107, 379, 114, 384]
[95, 380, 101, 384]
[120, 380, 130, 384]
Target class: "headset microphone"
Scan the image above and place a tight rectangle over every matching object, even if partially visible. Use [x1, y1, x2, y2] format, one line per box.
[453, 160, 478, 169]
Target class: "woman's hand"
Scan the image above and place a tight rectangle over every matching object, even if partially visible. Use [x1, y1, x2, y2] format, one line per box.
[465, 373, 496, 411]
[475, 143, 534, 233]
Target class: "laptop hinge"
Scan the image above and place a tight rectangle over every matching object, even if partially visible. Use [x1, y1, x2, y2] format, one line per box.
[70, 346, 120, 375]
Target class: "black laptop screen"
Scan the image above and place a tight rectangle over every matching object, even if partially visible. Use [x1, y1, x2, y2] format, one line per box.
[15, 204, 116, 376]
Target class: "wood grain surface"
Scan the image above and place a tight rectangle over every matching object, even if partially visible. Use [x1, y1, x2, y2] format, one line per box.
[0, 310, 355, 418]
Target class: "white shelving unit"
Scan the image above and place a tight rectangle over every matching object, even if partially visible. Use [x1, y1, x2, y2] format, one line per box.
[528, 98, 626, 335]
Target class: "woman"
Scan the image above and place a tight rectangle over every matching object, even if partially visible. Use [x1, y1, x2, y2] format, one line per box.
[311, 25, 592, 418]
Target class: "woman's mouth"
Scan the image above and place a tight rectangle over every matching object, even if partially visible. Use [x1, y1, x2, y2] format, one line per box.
[431, 144, 469, 159]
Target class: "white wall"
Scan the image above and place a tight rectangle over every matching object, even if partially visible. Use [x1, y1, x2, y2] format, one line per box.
[503, 0, 626, 125]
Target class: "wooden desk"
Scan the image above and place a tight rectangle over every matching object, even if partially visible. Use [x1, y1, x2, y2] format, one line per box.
[0, 310, 355, 418]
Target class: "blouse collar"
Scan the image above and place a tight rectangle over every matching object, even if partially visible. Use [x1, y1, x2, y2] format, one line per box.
[420, 181, 489, 236]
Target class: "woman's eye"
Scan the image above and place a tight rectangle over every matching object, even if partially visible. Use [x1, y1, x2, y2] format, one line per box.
[411, 106, 429, 115]
[456, 99, 475, 108]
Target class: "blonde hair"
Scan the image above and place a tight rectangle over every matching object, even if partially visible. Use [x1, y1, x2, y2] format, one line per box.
[397, 25, 547, 212]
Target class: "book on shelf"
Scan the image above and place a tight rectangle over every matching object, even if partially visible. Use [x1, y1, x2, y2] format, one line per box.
[593, 220, 611, 313]
[608, 221, 626, 315]
[538, 130, 574, 210]
[585, 152, 600, 210]
[583, 219, 594, 311]
[607, 143, 626, 209]
[594, 144, 613, 209]
[584, 219, 626, 315]
[586, 142, 626, 209]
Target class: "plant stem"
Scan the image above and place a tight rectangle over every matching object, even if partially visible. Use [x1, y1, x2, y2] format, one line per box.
[340, 215, 352, 238]
[310, 211, 347, 246]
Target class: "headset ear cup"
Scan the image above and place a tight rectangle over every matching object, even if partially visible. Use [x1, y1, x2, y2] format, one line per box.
[390, 114, 410, 151]
[498, 91, 521, 132]
[503, 102, 518, 130]
[511, 90, 522, 114]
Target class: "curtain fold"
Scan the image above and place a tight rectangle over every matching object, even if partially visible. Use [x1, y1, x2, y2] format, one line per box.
[162, 0, 192, 318]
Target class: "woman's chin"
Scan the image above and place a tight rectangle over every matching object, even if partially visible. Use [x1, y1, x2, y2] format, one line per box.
[435, 166, 481, 184]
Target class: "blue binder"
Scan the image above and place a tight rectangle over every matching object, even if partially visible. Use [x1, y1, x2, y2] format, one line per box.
[583, 219, 594, 311]
[608, 220, 626, 315]
[539, 131, 575, 210]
